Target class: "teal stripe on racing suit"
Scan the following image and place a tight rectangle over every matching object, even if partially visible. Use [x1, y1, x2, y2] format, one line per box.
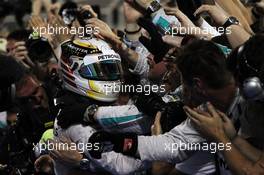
[96, 103, 153, 134]
[99, 114, 143, 127]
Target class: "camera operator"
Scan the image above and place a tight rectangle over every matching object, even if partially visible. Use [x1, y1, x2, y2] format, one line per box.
[6, 30, 35, 70]
[185, 34, 264, 175]
[6, 29, 59, 81]
[0, 54, 37, 174]
[14, 71, 58, 144]
[3, 67, 63, 174]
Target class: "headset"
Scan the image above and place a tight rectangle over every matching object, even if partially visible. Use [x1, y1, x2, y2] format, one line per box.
[236, 45, 264, 101]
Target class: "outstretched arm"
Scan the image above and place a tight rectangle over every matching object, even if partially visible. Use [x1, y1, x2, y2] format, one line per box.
[194, 4, 252, 48]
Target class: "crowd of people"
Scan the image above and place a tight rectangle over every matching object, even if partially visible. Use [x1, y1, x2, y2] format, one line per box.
[0, 0, 264, 174]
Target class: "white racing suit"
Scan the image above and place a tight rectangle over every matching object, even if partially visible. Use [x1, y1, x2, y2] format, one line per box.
[52, 91, 180, 174]
[53, 119, 148, 175]
[95, 86, 183, 135]
[95, 100, 153, 134]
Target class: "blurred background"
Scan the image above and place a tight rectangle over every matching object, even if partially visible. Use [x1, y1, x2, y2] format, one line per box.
[0, 0, 126, 37]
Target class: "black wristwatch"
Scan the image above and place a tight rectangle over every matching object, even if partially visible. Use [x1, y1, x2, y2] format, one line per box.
[146, 0, 162, 14]
[79, 155, 90, 170]
[83, 104, 98, 123]
[223, 16, 239, 30]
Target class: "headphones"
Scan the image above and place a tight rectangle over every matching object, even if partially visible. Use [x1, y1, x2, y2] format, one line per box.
[236, 45, 264, 101]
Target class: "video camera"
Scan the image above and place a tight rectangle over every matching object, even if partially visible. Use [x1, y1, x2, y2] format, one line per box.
[135, 92, 187, 132]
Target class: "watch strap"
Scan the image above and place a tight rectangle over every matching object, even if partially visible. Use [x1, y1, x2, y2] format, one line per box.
[223, 16, 239, 30]
[80, 155, 90, 170]
[83, 105, 98, 123]
[146, 0, 162, 14]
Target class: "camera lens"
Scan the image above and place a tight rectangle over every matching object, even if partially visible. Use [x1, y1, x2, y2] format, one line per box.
[82, 11, 92, 19]
[27, 39, 53, 63]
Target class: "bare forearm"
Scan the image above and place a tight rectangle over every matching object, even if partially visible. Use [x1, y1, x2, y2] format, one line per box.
[216, 0, 253, 34]
[31, 0, 42, 15]
[231, 0, 253, 25]
[226, 25, 251, 49]
[232, 136, 262, 162]
[42, 0, 52, 13]
[217, 135, 256, 175]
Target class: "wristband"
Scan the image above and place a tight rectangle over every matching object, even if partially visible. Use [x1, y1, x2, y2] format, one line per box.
[113, 133, 138, 157]
[124, 27, 142, 34]
[88, 131, 138, 159]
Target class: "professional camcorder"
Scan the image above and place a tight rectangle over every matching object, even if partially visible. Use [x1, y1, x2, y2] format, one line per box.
[135, 92, 187, 132]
